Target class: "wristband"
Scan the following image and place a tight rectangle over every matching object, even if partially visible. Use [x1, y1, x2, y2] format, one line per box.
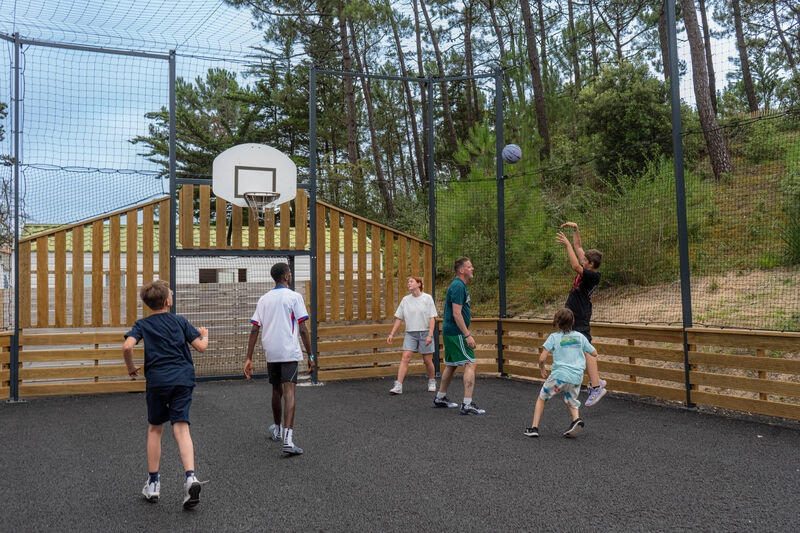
[308, 354, 315, 361]
[201, 336, 208, 341]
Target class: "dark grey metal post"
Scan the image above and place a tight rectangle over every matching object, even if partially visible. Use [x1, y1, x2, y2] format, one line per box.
[308, 66, 319, 383]
[8, 33, 23, 403]
[427, 76, 440, 375]
[495, 68, 506, 375]
[168, 51, 177, 307]
[666, 0, 694, 408]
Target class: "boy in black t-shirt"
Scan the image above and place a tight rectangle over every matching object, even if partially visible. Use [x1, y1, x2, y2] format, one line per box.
[557, 222, 606, 406]
[123, 280, 209, 509]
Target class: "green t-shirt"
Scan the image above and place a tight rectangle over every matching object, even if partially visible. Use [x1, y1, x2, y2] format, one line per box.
[442, 277, 470, 336]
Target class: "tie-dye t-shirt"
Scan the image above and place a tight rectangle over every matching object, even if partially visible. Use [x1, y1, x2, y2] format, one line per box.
[542, 330, 595, 385]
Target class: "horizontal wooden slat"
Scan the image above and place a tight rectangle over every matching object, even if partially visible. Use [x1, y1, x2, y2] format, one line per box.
[600, 361, 685, 383]
[690, 391, 800, 420]
[20, 331, 128, 346]
[18, 380, 145, 397]
[592, 324, 684, 343]
[20, 365, 134, 380]
[687, 328, 800, 351]
[689, 370, 800, 397]
[688, 351, 800, 373]
[20, 348, 143, 363]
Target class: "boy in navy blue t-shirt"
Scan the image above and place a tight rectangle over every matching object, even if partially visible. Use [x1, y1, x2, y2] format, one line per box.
[123, 280, 209, 509]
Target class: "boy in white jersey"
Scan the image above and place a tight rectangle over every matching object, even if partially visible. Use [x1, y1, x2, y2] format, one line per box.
[244, 263, 315, 455]
[524, 308, 599, 438]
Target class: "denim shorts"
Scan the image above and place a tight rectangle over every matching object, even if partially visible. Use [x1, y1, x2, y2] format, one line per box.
[146, 385, 193, 425]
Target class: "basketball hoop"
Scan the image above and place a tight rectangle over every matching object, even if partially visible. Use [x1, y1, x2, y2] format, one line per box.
[243, 191, 280, 221]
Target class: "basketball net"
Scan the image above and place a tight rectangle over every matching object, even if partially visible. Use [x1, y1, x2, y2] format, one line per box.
[243, 191, 280, 223]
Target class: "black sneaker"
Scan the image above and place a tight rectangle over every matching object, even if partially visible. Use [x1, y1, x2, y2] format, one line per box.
[523, 427, 539, 438]
[433, 396, 459, 408]
[563, 418, 585, 438]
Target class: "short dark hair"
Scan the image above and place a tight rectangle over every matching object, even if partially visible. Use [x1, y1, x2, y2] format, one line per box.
[454, 257, 471, 273]
[553, 308, 575, 333]
[140, 279, 170, 311]
[271, 262, 291, 283]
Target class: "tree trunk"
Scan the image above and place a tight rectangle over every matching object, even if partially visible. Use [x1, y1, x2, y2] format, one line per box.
[388, 1, 425, 191]
[412, 0, 430, 184]
[772, 0, 798, 75]
[681, 0, 733, 180]
[697, 0, 717, 115]
[589, 0, 600, 78]
[348, 20, 395, 221]
[339, 8, 367, 213]
[521, 0, 551, 160]
[658, 0, 670, 82]
[732, 0, 759, 112]
[485, 0, 514, 102]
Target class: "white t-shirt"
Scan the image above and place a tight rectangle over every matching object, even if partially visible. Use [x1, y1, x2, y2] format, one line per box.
[394, 292, 438, 332]
[251, 286, 309, 363]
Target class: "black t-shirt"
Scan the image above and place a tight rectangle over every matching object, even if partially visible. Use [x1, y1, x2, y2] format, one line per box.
[565, 268, 600, 331]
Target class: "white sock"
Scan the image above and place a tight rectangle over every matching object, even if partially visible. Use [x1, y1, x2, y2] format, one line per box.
[463, 397, 472, 406]
[436, 392, 446, 399]
[284, 428, 293, 445]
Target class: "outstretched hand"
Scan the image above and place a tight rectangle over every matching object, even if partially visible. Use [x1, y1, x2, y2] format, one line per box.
[556, 232, 570, 246]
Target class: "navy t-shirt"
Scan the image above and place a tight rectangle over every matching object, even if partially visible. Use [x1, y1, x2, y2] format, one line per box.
[124, 313, 199, 388]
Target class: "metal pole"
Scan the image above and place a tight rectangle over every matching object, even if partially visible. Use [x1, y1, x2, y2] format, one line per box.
[427, 76, 440, 375]
[308, 66, 319, 383]
[168, 51, 177, 307]
[8, 33, 23, 403]
[666, 0, 694, 408]
[495, 68, 506, 375]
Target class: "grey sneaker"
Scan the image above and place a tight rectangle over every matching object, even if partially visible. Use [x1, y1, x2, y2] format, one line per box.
[523, 427, 539, 438]
[389, 381, 403, 395]
[585, 379, 607, 407]
[433, 396, 459, 408]
[183, 475, 202, 509]
[268, 423, 281, 442]
[563, 418, 585, 438]
[460, 402, 486, 415]
[142, 478, 160, 502]
[283, 443, 304, 455]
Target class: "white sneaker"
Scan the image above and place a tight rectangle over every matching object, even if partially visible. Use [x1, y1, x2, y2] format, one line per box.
[183, 475, 202, 509]
[142, 478, 160, 502]
[427, 379, 437, 392]
[389, 381, 403, 395]
[268, 423, 281, 441]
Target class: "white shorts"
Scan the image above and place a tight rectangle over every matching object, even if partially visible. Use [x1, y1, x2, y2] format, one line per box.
[538, 377, 582, 409]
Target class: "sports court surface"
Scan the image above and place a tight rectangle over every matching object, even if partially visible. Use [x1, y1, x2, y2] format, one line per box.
[3, 376, 798, 532]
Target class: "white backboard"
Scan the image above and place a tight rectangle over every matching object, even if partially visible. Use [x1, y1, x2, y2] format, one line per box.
[212, 143, 297, 208]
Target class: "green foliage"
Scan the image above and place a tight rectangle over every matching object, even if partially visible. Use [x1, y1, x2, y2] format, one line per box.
[779, 162, 800, 264]
[576, 60, 672, 183]
[742, 119, 786, 164]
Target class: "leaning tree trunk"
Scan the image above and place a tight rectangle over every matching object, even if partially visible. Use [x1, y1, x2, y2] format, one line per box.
[681, 0, 733, 180]
[521, 0, 551, 161]
[339, 8, 367, 213]
[698, 0, 718, 115]
[732, 0, 759, 112]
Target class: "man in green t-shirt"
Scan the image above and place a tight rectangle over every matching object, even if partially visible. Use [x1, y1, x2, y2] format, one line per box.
[433, 257, 485, 415]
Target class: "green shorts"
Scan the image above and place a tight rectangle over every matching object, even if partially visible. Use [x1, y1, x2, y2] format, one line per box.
[443, 334, 475, 366]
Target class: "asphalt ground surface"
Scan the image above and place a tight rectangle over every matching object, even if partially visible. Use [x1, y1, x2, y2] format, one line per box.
[2, 376, 799, 532]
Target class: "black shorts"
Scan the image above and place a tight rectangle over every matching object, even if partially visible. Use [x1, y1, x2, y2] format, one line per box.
[267, 361, 299, 385]
[146, 385, 193, 425]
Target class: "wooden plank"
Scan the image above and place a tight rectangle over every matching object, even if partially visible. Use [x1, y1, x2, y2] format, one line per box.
[200, 185, 211, 248]
[319, 352, 404, 367]
[19, 380, 146, 397]
[687, 328, 800, 351]
[126, 210, 139, 324]
[384, 234, 395, 318]
[357, 219, 367, 320]
[36, 235, 49, 327]
[688, 351, 800, 373]
[330, 212, 340, 321]
[20, 347, 141, 362]
[19, 240, 31, 328]
[295, 191, 307, 250]
[19, 365, 134, 380]
[595, 343, 684, 363]
[280, 202, 290, 248]
[215, 197, 227, 250]
[180, 185, 194, 249]
[92, 220, 104, 326]
[343, 215, 354, 320]
[318, 323, 394, 337]
[316, 204, 327, 320]
[248, 209, 259, 249]
[690, 390, 800, 420]
[264, 202, 275, 249]
[397, 236, 407, 296]
[371, 224, 381, 319]
[158, 199, 170, 282]
[600, 361, 685, 383]
[592, 323, 684, 343]
[231, 205, 243, 249]
[54, 231, 67, 327]
[423, 245, 432, 297]
[72, 227, 85, 327]
[20, 330, 129, 345]
[109, 216, 122, 326]
[690, 370, 800, 397]
[319, 338, 397, 352]
[410, 239, 420, 277]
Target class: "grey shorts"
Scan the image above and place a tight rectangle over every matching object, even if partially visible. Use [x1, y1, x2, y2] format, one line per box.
[402, 331, 435, 355]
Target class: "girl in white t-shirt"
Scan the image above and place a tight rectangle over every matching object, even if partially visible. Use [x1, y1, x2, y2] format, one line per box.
[387, 276, 438, 395]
